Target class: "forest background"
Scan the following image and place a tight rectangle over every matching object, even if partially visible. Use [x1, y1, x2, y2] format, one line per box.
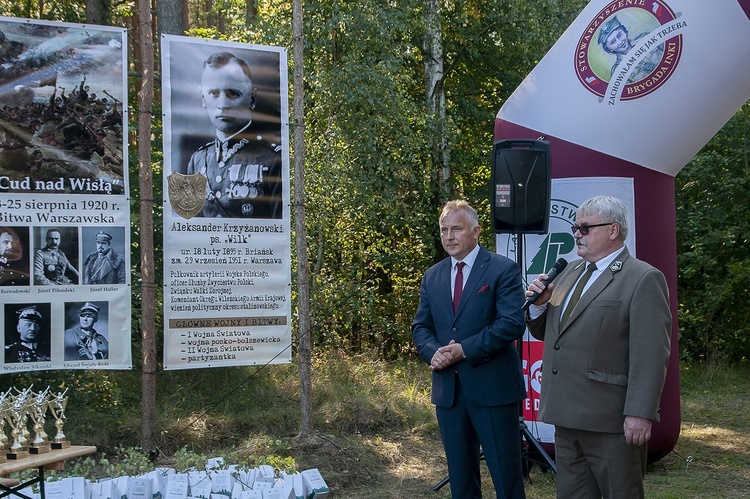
[0, 0, 748, 496]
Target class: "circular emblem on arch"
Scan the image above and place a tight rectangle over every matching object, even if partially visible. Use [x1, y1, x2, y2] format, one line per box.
[575, 0, 683, 102]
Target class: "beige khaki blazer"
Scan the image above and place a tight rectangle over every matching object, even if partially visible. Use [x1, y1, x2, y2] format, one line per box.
[526, 247, 672, 433]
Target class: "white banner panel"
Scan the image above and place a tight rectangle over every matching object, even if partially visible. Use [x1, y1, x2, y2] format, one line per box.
[0, 17, 131, 371]
[497, 177, 635, 442]
[497, 0, 750, 176]
[161, 35, 292, 370]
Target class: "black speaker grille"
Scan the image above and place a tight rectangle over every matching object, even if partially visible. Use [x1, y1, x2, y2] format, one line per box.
[491, 140, 551, 234]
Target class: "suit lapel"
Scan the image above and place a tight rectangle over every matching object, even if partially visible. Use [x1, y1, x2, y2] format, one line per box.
[454, 247, 489, 319]
[437, 259, 454, 313]
[554, 262, 585, 336]
[561, 270, 612, 333]
[559, 248, 631, 333]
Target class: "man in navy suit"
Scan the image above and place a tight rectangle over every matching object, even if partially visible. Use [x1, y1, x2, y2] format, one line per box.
[412, 200, 527, 498]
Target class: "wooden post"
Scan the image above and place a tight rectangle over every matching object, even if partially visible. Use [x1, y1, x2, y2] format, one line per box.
[137, 0, 157, 452]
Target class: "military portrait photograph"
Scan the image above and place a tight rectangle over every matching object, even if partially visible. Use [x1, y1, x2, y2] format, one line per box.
[4, 303, 51, 364]
[0, 226, 30, 286]
[63, 301, 110, 361]
[33, 226, 80, 285]
[162, 35, 288, 220]
[81, 227, 127, 285]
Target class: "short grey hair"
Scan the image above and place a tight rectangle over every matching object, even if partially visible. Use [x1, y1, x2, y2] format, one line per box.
[577, 195, 628, 241]
[440, 200, 479, 229]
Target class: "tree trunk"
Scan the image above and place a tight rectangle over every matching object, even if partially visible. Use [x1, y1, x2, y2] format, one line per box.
[158, 0, 184, 36]
[292, 0, 313, 436]
[86, 0, 111, 25]
[137, 0, 157, 454]
[423, 0, 450, 200]
[246, 0, 257, 25]
[182, 0, 190, 31]
[206, 0, 216, 30]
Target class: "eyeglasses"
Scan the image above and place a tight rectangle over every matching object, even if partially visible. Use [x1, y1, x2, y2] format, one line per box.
[570, 223, 614, 235]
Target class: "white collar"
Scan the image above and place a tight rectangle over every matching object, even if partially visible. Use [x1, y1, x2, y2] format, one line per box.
[216, 120, 253, 143]
[589, 245, 625, 272]
[452, 244, 480, 270]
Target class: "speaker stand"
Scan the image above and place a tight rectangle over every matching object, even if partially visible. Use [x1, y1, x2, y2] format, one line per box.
[515, 233, 557, 479]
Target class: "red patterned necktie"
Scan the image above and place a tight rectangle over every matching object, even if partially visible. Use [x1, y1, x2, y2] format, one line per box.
[453, 262, 466, 313]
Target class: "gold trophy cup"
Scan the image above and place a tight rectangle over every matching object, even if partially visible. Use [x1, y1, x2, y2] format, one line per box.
[6, 389, 31, 459]
[29, 388, 50, 454]
[48, 389, 70, 450]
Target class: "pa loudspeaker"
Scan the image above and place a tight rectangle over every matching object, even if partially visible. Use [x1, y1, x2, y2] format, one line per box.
[491, 139, 551, 234]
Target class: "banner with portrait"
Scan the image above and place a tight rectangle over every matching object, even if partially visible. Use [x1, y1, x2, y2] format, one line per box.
[0, 17, 131, 372]
[497, 0, 750, 176]
[488, 0, 750, 459]
[161, 35, 292, 370]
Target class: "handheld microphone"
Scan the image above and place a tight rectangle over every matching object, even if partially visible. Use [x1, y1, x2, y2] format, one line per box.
[522, 258, 568, 311]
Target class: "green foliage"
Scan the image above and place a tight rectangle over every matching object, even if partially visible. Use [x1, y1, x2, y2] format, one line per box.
[85, 447, 154, 478]
[0, 0, 84, 22]
[443, 0, 584, 209]
[173, 444, 297, 474]
[172, 446, 210, 470]
[298, 0, 588, 358]
[676, 101, 750, 362]
[185, 0, 293, 46]
[0, 371, 125, 413]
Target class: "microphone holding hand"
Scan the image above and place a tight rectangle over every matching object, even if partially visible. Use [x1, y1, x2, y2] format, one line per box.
[522, 258, 568, 310]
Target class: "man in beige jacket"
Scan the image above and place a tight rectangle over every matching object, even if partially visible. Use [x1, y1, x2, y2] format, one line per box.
[525, 195, 671, 498]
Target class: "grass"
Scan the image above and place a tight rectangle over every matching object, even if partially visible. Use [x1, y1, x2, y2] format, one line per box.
[7, 355, 750, 497]
[642, 363, 750, 498]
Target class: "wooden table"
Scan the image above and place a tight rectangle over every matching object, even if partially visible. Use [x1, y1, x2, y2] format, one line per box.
[0, 446, 97, 499]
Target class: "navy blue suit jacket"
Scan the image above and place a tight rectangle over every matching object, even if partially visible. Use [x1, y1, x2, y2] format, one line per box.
[412, 246, 527, 408]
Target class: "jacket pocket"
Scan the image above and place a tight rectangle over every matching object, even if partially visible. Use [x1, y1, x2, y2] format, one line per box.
[588, 299, 620, 307]
[588, 370, 628, 386]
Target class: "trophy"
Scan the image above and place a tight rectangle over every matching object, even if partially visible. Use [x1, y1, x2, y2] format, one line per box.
[48, 389, 70, 449]
[29, 387, 50, 454]
[6, 388, 31, 459]
[19, 389, 33, 451]
[0, 389, 12, 463]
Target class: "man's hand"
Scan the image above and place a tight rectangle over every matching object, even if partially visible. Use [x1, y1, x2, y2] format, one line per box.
[526, 273, 555, 307]
[430, 340, 465, 370]
[624, 416, 653, 446]
[78, 346, 94, 360]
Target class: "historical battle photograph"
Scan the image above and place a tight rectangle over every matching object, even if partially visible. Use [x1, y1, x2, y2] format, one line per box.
[0, 17, 127, 194]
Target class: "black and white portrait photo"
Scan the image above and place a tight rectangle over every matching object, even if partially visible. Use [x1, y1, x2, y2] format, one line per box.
[81, 227, 127, 285]
[4, 303, 51, 363]
[0, 226, 30, 286]
[33, 226, 80, 285]
[164, 36, 287, 220]
[63, 301, 110, 361]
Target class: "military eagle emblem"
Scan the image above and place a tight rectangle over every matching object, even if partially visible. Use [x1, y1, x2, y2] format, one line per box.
[167, 172, 207, 219]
